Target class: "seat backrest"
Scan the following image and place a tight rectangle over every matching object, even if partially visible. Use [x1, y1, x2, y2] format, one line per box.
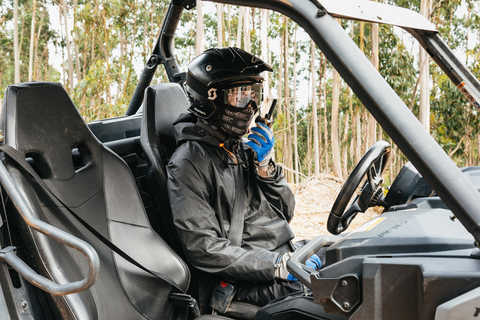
[1, 82, 190, 320]
[140, 83, 190, 254]
[139, 83, 261, 318]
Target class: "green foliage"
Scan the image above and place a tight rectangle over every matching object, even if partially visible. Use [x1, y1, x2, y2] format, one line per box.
[431, 74, 479, 158]
[0, 0, 57, 99]
[378, 25, 417, 105]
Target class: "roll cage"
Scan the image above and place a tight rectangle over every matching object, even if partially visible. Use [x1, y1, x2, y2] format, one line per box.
[128, 0, 480, 245]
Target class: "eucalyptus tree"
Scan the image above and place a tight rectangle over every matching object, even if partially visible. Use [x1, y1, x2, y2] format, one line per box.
[3, 0, 479, 180]
[331, 67, 342, 179]
[419, 0, 432, 131]
[14, 0, 20, 83]
[27, 0, 36, 82]
[0, 0, 57, 97]
[195, 0, 204, 55]
[428, 0, 479, 166]
[69, 0, 170, 121]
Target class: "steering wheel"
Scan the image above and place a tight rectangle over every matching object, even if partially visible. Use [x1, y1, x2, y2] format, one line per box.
[327, 140, 391, 235]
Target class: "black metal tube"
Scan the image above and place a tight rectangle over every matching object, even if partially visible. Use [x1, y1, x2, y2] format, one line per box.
[125, 2, 186, 115]
[125, 55, 159, 116]
[408, 30, 480, 92]
[407, 29, 480, 111]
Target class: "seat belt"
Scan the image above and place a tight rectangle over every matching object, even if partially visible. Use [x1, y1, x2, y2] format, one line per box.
[228, 165, 245, 247]
[224, 139, 247, 248]
[0, 145, 200, 318]
[208, 143, 246, 315]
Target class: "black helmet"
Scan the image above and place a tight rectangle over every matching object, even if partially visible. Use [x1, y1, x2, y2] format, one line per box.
[186, 47, 272, 121]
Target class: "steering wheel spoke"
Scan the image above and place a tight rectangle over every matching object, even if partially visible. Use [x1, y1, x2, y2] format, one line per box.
[339, 198, 361, 233]
[327, 141, 391, 235]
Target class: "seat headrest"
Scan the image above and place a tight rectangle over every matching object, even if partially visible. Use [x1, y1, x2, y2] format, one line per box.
[1, 82, 92, 180]
[145, 83, 190, 140]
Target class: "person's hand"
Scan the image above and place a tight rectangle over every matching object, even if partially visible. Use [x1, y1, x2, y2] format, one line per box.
[245, 122, 274, 170]
[286, 254, 321, 281]
[275, 253, 321, 282]
[275, 252, 294, 281]
[307, 254, 321, 269]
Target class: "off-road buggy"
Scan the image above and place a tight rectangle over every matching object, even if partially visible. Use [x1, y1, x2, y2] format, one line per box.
[1, 0, 480, 319]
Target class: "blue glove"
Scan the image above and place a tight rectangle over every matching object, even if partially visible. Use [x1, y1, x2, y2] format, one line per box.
[245, 122, 274, 169]
[286, 254, 322, 281]
[307, 254, 321, 269]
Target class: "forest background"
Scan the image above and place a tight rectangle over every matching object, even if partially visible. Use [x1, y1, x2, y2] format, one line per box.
[0, 0, 479, 186]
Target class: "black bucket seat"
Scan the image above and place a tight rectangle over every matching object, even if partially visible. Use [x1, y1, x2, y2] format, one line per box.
[0, 82, 226, 320]
[139, 83, 260, 319]
[139, 83, 189, 255]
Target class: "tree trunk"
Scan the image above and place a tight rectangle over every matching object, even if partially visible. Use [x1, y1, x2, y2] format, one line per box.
[59, 6, 66, 85]
[307, 115, 312, 176]
[419, 0, 431, 132]
[311, 40, 320, 175]
[293, 25, 299, 184]
[28, 0, 37, 82]
[276, 15, 284, 174]
[101, 8, 111, 104]
[236, 7, 244, 49]
[283, 16, 292, 182]
[323, 105, 328, 173]
[226, 6, 231, 46]
[348, 87, 354, 171]
[342, 113, 349, 178]
[34, 7, 46, 81]
[122, 8, 138, 102]
[260, 9, 270, 114]
[73, 0, 81, 84]
[359, 21, 368, 156]
[243, 7, 251, 52]
[322, 54, 328, 173]
[62, 0, 74, 94]
[196, 1, 205, 55]
[331, 68, 342, 179]
[217, 4, 224, 47]
[14, 0, 21, 83]
[355, 112, 361, 163]
[349, 21, 356, 170]
[19, 12, 25, 55]
[368, 21, 379, 146]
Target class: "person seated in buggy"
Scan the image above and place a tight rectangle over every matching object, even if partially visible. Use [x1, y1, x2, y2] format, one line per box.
[167, 47, 321, 308]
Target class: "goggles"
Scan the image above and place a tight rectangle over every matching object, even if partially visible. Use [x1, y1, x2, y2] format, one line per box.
[223, 84, 263, 109]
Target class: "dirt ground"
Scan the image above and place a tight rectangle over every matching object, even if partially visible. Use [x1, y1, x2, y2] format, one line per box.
[289, 174, 381, 241]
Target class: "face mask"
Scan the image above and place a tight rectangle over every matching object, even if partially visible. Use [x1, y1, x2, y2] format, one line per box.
[219, 102, 257, 137]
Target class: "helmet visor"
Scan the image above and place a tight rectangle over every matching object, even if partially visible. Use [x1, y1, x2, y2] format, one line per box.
[223, 84, 263, 109]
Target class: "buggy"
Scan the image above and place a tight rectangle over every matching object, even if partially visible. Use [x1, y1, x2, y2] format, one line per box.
[1, 0, 480, 319]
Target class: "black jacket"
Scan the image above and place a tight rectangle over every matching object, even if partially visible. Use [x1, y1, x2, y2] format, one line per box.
[167, 113, 295, 282]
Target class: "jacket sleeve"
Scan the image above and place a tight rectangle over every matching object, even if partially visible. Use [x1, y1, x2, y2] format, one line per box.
[255, 164, 296, 223]
[167, 155, 279, 282]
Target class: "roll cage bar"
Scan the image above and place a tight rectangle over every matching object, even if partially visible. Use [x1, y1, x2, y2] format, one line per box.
[127, 0, 480, 245]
